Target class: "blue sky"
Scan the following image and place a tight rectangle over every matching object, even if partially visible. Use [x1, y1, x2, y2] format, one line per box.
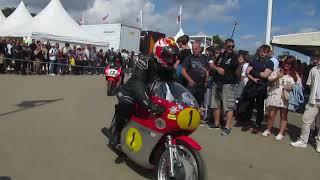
[154, 0, 319, 62]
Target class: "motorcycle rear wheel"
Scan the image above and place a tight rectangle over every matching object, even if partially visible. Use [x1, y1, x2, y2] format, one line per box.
[156, 140, 207, 180]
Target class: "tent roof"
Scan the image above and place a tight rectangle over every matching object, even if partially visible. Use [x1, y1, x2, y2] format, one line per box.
[174, 28, 184, 41]
[2, 0, 107, 46]
[0, 9, 5, 24]
[271, 31, 320, 56]
[0, 1, 33, 32]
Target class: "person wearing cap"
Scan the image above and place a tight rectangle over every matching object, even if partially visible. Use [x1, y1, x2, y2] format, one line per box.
[291, 53, 320, 153]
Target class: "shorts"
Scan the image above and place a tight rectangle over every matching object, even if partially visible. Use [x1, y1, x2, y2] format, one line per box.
[210, 84, 236, 112]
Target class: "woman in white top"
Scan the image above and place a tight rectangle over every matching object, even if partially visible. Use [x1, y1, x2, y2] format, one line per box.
[262, 56, 301, 140]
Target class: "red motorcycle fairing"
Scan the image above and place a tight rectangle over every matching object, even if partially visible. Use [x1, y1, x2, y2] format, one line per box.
[174, 136, 202, 150]
[104, 65, 122, 84]
[106, 76, 116, 84]
[131, 96, 198, 134]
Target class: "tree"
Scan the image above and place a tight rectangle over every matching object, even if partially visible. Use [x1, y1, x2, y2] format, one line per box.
[1, 7, 36, 17]
[212, 35, 224, 49]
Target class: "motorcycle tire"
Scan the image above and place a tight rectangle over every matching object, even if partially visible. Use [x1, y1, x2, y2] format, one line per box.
[155, 140, 207, 180]
[107, 81, 114, 96]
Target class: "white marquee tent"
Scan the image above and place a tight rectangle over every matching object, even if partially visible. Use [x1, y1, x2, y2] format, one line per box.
[1, 0, 108, 46]
[271, 31, 320, 56]
[0, 9, 6, 25]
[0, 1, 33, 33]
[174, 28, 185, 41]
[173, 28, 193, 50]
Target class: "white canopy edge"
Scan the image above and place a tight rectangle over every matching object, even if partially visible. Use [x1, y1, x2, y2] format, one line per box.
[271, 31, 320, 56]
[272, 31, 320, 46]
[31, 32, 109, 47]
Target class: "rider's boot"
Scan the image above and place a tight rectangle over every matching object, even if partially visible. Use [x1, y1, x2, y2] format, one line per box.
[109, 121, 120, 146]
[109, 114, 126, 146]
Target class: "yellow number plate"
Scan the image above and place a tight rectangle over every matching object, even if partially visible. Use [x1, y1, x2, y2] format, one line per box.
[125, 128, 142, 152]
[177, 108, 201, 130]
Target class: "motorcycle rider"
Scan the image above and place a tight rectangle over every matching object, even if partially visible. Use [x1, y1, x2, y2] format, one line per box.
[102, 37, 180, 146]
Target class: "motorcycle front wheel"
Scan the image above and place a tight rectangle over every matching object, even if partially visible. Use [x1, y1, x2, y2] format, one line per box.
[107, 81, 114, 96]
[156, 140, 207, 180]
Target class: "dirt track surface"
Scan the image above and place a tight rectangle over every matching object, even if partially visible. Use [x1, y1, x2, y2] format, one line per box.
[0, 75, 318, 180]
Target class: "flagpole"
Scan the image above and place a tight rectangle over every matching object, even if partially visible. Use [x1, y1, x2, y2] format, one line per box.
[266, 0, 273, 45]
[140, 10, 143, 29]
[179, 5, 182, 29]
[84, 12, 85, 24]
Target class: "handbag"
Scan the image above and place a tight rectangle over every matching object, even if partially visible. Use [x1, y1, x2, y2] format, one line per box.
[282, 89, 290, 101]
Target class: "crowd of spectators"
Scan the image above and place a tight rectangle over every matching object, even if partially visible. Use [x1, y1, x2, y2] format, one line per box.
[174, 35, 320, 153]
[0, 38, 136, 75]
[1, 36, 319, 153]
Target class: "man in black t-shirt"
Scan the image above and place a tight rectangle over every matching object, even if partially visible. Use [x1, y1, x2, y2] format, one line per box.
[13, 40, 23, 73]
[238, 45, 274, 134]
[209, 38, 240, 135]
[182, 42, 208, 105]
[29, 39, 37, 73]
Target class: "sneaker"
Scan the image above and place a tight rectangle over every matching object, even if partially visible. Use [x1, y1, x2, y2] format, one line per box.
[262, 129, 271, 137]
[221, 128, 231, 136]
[275, 133, 284, 141]
[290, 140, 307, 148]
[200, 121, 206, 127]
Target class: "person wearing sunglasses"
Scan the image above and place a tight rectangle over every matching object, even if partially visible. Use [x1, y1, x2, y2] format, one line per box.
[209, 38, 239, 135]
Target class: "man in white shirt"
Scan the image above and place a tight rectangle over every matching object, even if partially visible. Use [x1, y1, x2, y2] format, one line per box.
[291, 54, 320, 153]
[6, 40, 14, 71]
[48, 43, 58, 75]
[6, 39, 13, 56]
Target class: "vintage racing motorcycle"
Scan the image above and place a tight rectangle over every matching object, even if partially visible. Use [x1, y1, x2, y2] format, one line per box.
[104, 64, 123, 96]
[102, 81, 207, 180]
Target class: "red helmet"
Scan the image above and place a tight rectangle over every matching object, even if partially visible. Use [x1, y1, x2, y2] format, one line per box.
[153, 37, 179, 68]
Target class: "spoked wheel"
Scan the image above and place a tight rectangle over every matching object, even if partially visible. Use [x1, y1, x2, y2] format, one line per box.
[156, 140, 207, 180]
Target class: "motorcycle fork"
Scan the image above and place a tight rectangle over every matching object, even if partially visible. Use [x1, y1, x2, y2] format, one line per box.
[165, 135, 181, 178]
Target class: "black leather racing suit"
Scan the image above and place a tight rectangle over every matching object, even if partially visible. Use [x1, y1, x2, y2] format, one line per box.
[110, 55, 175, 144]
